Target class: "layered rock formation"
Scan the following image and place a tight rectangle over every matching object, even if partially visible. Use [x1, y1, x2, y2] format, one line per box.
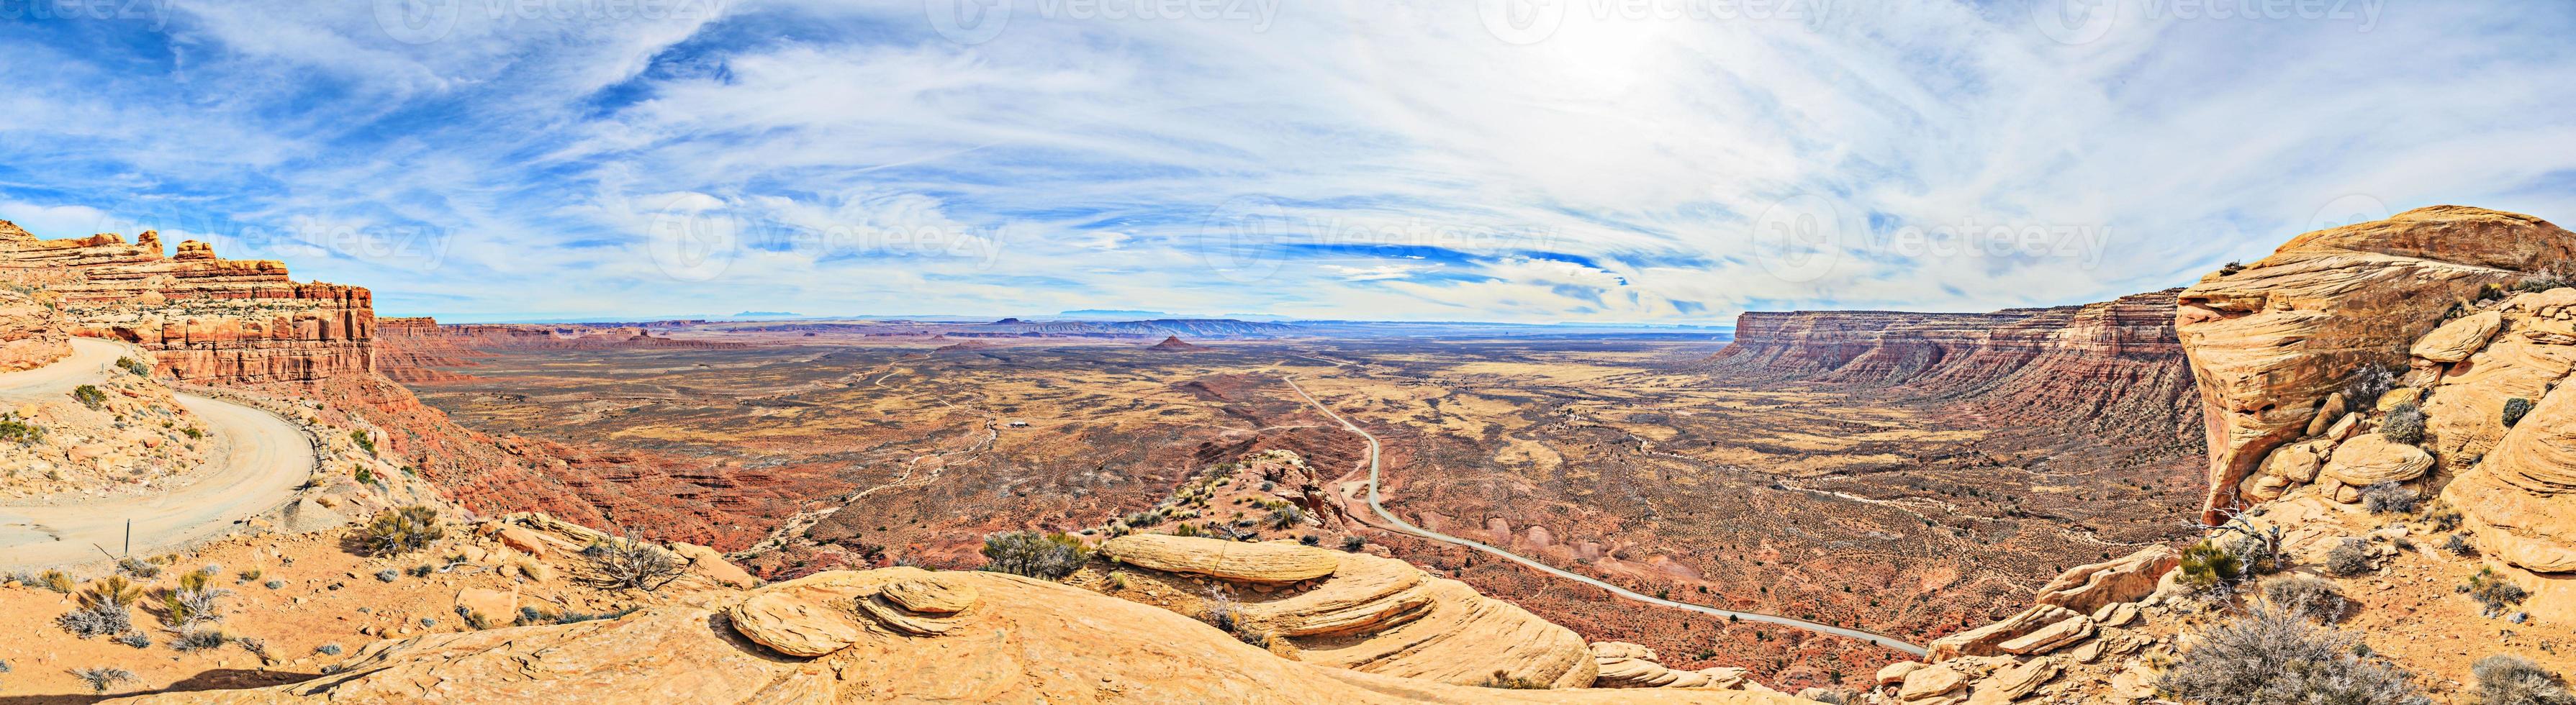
[2176, 206, 2576, 522]
[0, 287, 70, 370]
[1080, 535, 1605, 690]
[118, 565, 1804, 704]
[373, 316, 747, 383]
[1704, 289, 2197, 442]
[0, 222, 373, 384]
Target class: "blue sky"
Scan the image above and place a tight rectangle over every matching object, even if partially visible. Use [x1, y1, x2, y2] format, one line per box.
[1, 1, 2572, 323]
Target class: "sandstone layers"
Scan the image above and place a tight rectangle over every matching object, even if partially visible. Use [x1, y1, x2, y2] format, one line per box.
[1705, 289, 2197, 443]
[1090, 535, 1608, 690]
[117, 565, 1803, 704]
[2176, 206, 2576, 523]
[0, 223, 372, 384]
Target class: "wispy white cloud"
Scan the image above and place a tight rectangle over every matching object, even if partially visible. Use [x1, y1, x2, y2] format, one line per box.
[0, 1, 2569, 323]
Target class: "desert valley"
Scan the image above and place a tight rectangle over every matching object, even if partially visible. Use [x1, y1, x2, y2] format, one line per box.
[0, 206, 2572, 704]
[6, 3, 2575, 704]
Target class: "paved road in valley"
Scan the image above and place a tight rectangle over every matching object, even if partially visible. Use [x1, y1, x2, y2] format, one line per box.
[1283, 375, 1932, 657]
[0, 338, 317, 570]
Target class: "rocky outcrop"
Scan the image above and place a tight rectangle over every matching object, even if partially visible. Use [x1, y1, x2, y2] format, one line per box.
[0, 288, 69, 370]
[0, 222, 374, 384]
[1081, 535, 1601, 690]
[372, 316, 746, 383]
[2030, 545, 2179, 614]
[2176, 206, 2576, 522]
[1705, 290, 2197, 442]
[1099, 534, 1342, 583]
[120, 567, 1804, 704]
[1588, 642, 1773, 691]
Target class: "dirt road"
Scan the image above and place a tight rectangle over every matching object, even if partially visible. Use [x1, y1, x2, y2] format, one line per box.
[0, 338, 317, 570]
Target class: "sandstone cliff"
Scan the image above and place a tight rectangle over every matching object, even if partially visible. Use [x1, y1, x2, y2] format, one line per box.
[1704, 290, 2198, 444]
[2175, 205, 2576, 523]
[0, 223, 372, 384]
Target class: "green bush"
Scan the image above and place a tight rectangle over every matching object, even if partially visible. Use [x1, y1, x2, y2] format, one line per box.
[114, 357, 149, 376]
[2470, 568, 2531, 617]
[2382, 403, 2428, 445]
[0, 417, 43, 445]
[978, 531, 1090, 580]
[2362, 482, 2421, 514]
[350, 429, 376, 455]
[70, 384, 107, 410]
[358, 506, 445, 556]
[2177, 540, 2242, 590]
[2504, 398, 2537, 427]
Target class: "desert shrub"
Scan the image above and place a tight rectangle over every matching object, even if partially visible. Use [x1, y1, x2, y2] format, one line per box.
[407, 564, 433, 578]
[2156, 606, 2429, 704]
[114, 632, 149, 649]
[2326, 538, 2376, 577]
[1170, 522, 1202, 537]
[70, 666, 136, 693]
[1341, 535, 1365, 552]
[2382, 404, 2428, 445]
[70, 383, 107, 409]
[358, 505, 444, 556]
[581, 536, 685, 591]
[263, 579, 286, 590]
[2516, 269, 2575, 294]
[171, 627, 228, 652]
[2264, 576, 2347, 622]
[2504, 398, 2537, 427]
[55, 601, 130, 637]
[1298, 534, 1320, 546]
[978, 531, 1090, 581]
[37, 569, 73, 593]
[2470, 569, 2531, 617]
[2342, 367, 2401, 409]
[161, 578, 229, 628]
[350, 429, 376, 455]
[1264, 506, 1307, 529]
[114, 356, 149, 376]
[2220, 260, 2246, 275]
[2221, 524, 2285, 576]
[2427, 504, 2464, 532]
[0, 416, 43, 444]
[2178, 540, 2243, 590]
[1201, 588, 1273, 648]
[114, 557, 159, 578]
[1478, 669, 1550, 689]
[2362, 482, 2421, 515]
[2473, 654, 2575, 705]
[2446, 533, 2480, 557]
[316, 643, 343, 655]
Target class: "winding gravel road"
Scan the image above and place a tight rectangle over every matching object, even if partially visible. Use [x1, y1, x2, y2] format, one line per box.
[1285, 375, 1932, 657]
[0, 338, 316, 570]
